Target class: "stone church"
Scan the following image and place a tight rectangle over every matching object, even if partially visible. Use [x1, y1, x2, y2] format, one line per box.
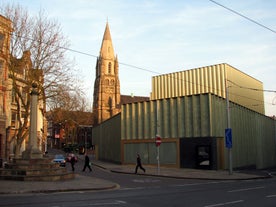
[92, 23, 149, 125]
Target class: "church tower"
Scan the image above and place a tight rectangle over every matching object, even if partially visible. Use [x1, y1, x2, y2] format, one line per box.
[92, 23, 120, 125]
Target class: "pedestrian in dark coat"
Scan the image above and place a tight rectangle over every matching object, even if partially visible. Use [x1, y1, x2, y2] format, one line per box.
[82, 153, 92, 172]
[135, 153, 146, 174]
[70, 155, 76, 172]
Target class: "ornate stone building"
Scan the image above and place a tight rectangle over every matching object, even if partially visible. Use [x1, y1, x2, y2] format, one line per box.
[0, 15, 13, 160]
[92, 23, 121, 125]
[0, 15, 46, 160]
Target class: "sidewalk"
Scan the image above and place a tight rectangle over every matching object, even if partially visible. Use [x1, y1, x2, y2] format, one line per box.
[0, 174, 119, 194]
[0, 160, 272, 194]
[93, 160, 272, 180]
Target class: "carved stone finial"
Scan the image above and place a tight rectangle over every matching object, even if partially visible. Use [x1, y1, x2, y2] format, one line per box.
[32, 82, 38, 88]
[31, 82, 39, 95]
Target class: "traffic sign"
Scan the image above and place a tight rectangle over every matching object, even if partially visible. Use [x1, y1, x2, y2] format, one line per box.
[225, 128, 232, 148]
[155, 135, 161, 147]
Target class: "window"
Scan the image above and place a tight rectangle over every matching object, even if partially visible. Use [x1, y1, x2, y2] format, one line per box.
[11, 111, 16, 127]
[0, 94, 3, 115]
[22, 87, 29, 106]
[0, 33, 4, 50]
[12, 88, 16, 103]
[104, 79, 109, 85]
[196, 145, 211, 169]
[22, 90, 27, 106]
[0, 60, 3, 78]
[21, 111, 27, 119]
[110, 79, 114, 85]
[108, 62, 112, 74]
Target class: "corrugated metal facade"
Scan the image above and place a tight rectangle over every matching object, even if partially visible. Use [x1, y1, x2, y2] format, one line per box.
[121, 94, 212, 140]
[121, 93, 276, 169]
[150, 63, 264, 114]
[208, 95, 276, 169]
[92, 114, 121, 163]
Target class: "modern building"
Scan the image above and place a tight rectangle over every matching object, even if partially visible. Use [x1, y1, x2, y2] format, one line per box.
[120, 93, 275, 170]
[150, 63, 265, 114]
[92, 23, 276, 170]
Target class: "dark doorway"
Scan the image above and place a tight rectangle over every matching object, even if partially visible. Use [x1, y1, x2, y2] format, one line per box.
[180, 137, 217, 170]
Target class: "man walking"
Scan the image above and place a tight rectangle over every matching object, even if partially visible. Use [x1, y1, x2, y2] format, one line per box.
[82, 153, 92, 172]
[135, 153, 146, 174]
[70, 154, 76, 172]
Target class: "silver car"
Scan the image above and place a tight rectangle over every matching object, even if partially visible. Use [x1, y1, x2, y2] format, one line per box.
[53, 154, 66, 167]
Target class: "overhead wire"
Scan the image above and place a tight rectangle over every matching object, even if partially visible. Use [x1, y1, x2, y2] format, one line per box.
[209, 0, 276, 34]
[207, 0, 276, 110]
[9, 31, 275, 108]
[6, 3, 276, 110]
[11, 33, 160, 75]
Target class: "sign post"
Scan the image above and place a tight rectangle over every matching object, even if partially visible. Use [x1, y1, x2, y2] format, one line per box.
[226, 83, 233, 175]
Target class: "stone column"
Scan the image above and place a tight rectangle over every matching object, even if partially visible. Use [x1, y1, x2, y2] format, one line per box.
[22, 82, 43, 159]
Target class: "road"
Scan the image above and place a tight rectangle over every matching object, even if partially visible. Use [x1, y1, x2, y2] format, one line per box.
[1, 154, 276, 207]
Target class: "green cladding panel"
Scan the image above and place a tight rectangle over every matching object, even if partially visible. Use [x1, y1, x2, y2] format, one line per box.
[121, 94, 212, 140]
[121, 94, 276, 169]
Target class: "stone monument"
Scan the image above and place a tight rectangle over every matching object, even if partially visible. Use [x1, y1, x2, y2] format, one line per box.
[0, 83, 74, 181]
[22, 82, 43, 159]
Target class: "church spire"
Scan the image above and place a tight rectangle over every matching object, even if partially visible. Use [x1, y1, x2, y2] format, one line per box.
[103, 22, 112, 41]
[93, 22, 121, 125]
[100, 22, 114, 59]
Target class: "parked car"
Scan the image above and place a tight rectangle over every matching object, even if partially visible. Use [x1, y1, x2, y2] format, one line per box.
[53, 154, 66, 167]
[66, 153, 78, 163]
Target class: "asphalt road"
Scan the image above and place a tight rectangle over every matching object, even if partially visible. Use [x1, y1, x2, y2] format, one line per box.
[1, 160, 276, 207]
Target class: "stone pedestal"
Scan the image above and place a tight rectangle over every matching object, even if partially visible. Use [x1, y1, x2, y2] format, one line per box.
[0, 157, 75, 181]
[0, 83, 74, 181]
[22, 148, 43, 159]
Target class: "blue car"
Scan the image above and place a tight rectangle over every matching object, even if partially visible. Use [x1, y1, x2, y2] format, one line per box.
[53, 154, 66, 167]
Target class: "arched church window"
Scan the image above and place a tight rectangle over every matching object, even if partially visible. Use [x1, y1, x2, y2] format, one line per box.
[108, 62, 112, 74]
[110, 79, 114, 85]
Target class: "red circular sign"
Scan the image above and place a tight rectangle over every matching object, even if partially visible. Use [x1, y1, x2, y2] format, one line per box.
[155, 136, 161, 147]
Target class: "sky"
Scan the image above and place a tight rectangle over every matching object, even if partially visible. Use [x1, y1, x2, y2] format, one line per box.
[2, 0, 276, 116]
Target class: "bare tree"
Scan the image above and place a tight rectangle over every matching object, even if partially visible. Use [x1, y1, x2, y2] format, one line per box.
[3, 3, 87, 157]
